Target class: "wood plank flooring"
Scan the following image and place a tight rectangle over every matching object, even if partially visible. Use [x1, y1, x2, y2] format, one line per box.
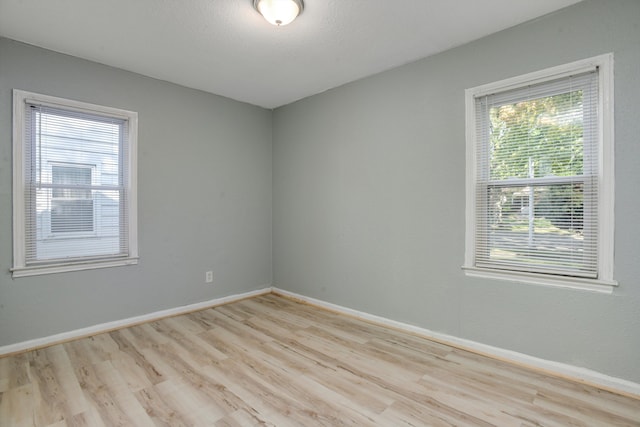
[1, 294, 638, 426]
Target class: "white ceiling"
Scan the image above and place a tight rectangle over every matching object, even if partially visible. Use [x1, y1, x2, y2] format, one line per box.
[0, 0, 583, 109]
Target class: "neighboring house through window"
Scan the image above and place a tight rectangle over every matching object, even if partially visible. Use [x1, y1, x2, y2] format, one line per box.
[12, 90, 138, 277]
[464, 54, 615, 292]
[51, 164, 94, 234]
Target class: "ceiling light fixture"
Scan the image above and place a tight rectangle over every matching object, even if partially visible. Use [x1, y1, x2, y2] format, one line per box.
[253, 0, 304, 26]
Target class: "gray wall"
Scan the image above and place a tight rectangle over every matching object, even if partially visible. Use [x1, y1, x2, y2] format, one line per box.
[0, 38, 273, 346]
[273, 0, 640, 382]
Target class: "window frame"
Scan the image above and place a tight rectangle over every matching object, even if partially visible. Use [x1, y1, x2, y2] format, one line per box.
[463, 54, 616, 293]
[12, 90, 138, 277]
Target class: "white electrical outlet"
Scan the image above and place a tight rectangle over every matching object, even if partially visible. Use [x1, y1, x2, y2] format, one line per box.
[205, 271, 213, 283]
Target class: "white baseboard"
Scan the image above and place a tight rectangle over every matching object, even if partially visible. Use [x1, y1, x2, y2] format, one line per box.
[272, 287, 640, 399]
[0, 287, 272, 357]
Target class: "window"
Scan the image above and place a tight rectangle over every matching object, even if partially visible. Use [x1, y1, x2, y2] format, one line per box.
[12, 90, 138, 277]
[464, 54, 615, 292]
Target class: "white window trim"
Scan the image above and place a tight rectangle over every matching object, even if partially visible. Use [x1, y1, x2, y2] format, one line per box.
[463, 54, 616, 293]
[12, 90, 139, 278]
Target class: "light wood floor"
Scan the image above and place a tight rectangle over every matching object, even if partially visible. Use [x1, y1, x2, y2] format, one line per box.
[1, 294, 638, 426]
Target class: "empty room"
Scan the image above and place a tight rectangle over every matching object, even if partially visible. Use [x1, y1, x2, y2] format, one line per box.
[0, 0, 639, 425]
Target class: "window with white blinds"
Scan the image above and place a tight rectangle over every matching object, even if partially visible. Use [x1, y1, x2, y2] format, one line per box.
[464, 55, 615, 291]
[12, 90, 138, 277]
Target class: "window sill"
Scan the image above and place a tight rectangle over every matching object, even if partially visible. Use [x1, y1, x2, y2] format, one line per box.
[462, 266, 617, 294]
[11, 257, 139, 278]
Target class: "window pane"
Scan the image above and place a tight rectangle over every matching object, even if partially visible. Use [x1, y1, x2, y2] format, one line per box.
[489, 90, 584, 181]
[477, 183, 596, 275]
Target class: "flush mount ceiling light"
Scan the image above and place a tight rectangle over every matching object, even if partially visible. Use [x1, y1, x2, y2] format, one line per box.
[253, 0, 304, 26]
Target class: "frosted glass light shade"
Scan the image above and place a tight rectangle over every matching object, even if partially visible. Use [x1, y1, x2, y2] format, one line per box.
[254, 0, 303, 26]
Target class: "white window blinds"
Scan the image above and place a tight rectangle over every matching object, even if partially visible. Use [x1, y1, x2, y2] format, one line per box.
[23, 103, 130, 263]
[473, 70, 599, 278]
